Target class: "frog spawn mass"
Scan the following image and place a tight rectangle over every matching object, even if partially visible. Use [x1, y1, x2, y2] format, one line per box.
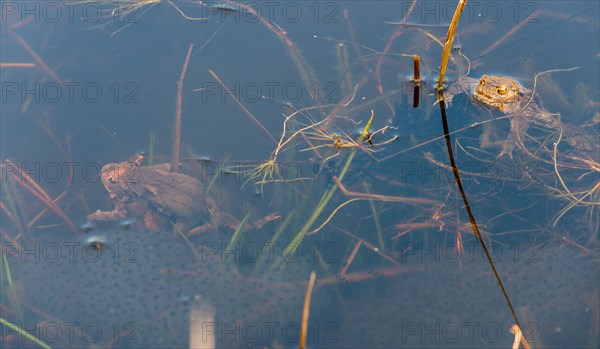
[12, 226, 598, 348]
[12, 228, 310, 348]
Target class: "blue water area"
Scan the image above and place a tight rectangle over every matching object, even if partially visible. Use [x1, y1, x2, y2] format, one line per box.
[1, 1, 598, 348]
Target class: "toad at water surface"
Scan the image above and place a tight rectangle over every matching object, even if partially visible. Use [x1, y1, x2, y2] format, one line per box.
[444, 75, 561, 157]
[87, 154, 236, 233]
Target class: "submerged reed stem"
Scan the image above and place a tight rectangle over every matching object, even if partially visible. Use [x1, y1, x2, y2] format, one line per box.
[437, 0, 466, 91]
[412, 55, 421, 82]
[300, 271, 317, 349]
[172, 43, 194, 173]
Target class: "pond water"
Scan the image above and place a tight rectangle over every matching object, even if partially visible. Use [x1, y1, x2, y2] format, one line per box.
[1, 1, 598, 348]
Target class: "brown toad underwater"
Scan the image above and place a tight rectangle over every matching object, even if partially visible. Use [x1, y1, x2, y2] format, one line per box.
[87, 154, 275, 234]
[444, 75, 561, 157]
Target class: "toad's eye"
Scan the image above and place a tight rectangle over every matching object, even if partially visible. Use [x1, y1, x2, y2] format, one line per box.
[496, 85, 508, 95]
[479, 78, 486, 86]
[108, 177, 117, 184]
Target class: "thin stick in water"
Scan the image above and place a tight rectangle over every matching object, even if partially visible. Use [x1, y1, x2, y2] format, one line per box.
[172, 44, 194, 173]
[0, 63, 35, 68]
[300, 271, 317, 349]
[208, 69, 277, 143]
[412, 55, 421, 108]
[412, 55, 421, 82]
[436, 0, 466, 91]
[435, 3, 531, 346]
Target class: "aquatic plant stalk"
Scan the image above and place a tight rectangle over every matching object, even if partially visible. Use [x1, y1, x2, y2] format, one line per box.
[375, 0, 417, 113]
[0, 318, 52, 349]
[299, 271, 317, 349]
[11, 31, 61, 82]
[412, 55, 421, 107]
[413, 55, 421, 82]
[223, 1, 321, 103]
[342, 9, 370, 73]
[148, 130, 157, 166]
[436, 0, 466, 90]
[435, 2, 529, 347]
[281, 112, 376, 261]
[254, 212, 294, 274]
[172, 44, 194, 173]
[2, 160, 78, 236]
[335, 41, 353, 98]
[208, 69, 276, 143]
[226, 212, 250, 251]
[335, 179, 437, 205]
[0, 63, 35, 68]
[364, 183, 384, 250]
[340, 241, 362, 276]
[282, 148, 355, 261]
[2, 253, 23, 322]
[172, 222, 203, 262]
[0, 173, 27, 234]
[413, 85, 420, 108]
[204, 158, 224, 195]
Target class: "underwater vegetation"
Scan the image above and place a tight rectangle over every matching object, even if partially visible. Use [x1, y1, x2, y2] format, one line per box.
[1, 0, 598, 348]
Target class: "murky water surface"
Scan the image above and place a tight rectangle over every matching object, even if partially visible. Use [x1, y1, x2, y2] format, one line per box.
[1, 1, 598, 348]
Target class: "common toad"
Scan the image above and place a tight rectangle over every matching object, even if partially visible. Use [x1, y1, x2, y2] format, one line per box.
[87, 154, 242, 233]
[444, 75, 560, 157]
